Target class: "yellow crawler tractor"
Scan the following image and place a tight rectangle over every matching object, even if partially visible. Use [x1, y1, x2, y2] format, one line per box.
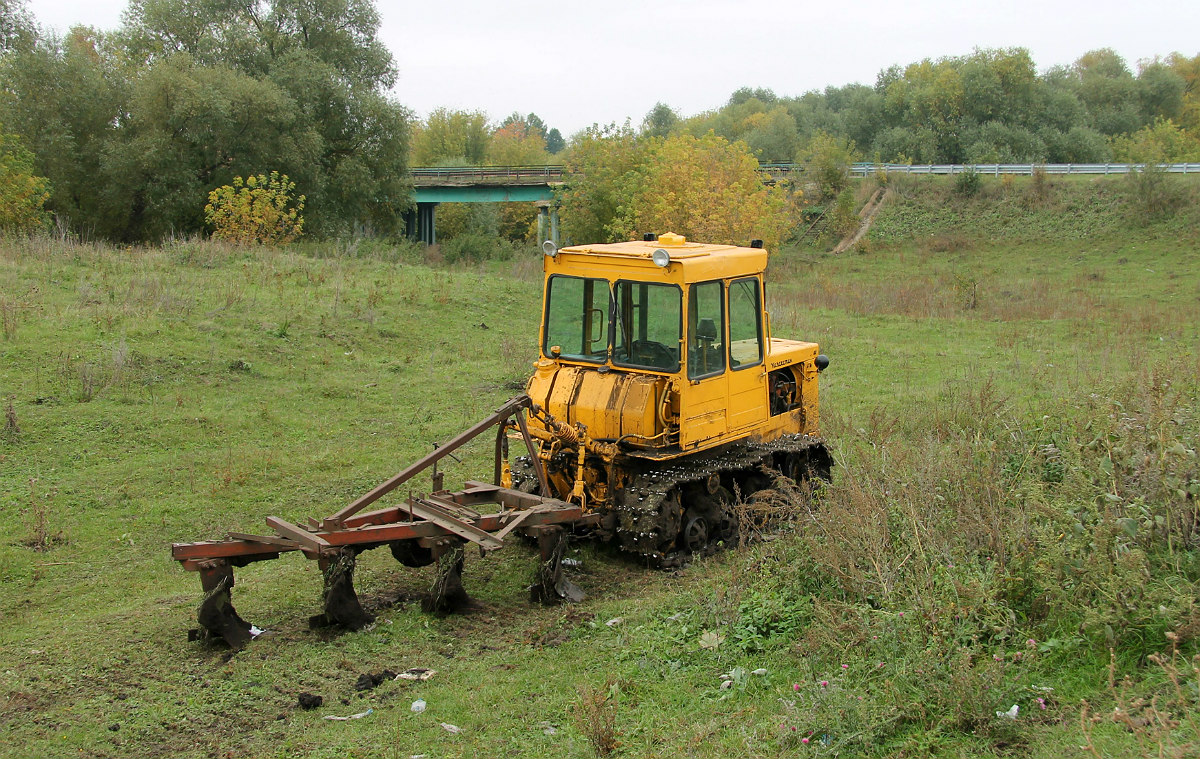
[516, 232, 830, 563]
[171, 234, 829, 647]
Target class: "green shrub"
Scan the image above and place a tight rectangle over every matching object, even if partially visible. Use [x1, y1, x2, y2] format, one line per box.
[1125, 164, 1186, 220]
[435, 202, 499, 240]
[798, 130, 859, 200]
[0, 129, 50, 234]
[830, 188, 859, 238]
[441, 232, 516, 264]
[954, 168, 981, 197]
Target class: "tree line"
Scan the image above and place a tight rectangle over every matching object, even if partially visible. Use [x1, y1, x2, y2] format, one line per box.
[2, 0, 1197, 244]
[649, 48, 1200, 166]
[411, 109, 564, 167]
[0, 0, 409, 241]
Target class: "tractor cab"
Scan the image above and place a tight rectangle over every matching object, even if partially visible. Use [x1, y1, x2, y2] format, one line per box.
[528, 234, 825, 458]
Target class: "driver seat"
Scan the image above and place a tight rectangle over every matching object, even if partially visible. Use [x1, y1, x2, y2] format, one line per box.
[693, 317, 719, 375]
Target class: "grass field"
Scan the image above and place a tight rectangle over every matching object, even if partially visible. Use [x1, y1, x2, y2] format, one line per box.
[1, 173, 1198, 758]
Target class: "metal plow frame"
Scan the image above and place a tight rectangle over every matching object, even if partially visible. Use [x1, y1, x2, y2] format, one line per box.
[171, 396, 590, 648]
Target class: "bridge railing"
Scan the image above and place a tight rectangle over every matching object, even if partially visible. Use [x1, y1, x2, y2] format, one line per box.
[411, 166, 565, 181]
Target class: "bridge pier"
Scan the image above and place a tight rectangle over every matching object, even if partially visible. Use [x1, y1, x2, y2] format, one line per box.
[405, 202, 438, 245]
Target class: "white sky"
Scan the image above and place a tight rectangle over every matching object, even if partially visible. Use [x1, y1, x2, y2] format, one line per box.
[23, 0, 1200, 137]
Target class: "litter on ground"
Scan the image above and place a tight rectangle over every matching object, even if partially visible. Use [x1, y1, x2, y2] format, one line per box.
[324, 709, 373, 721]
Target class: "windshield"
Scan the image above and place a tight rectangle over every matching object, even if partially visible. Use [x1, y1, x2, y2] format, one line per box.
[543, 275, 609, 362]
[612, 280, 682, 372]
[543, 276, 682, 371]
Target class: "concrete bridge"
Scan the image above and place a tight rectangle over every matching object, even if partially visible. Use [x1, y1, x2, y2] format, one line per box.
[406, 166, 564, 245]
[403, 163, 804, 245]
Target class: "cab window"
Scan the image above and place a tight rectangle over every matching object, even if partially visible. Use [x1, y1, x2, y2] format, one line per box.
[543, 275, 608, 362]
[612, 280, 681, 372]
[728, 277, 763, 369]
[687, 281, 725, 379]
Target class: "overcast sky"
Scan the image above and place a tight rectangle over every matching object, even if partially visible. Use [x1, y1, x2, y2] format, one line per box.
[23, 0, 1200, 137]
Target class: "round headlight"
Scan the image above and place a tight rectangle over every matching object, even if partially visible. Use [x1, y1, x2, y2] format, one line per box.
[542, 240, 558, 258]
[651, 248, 671, 268]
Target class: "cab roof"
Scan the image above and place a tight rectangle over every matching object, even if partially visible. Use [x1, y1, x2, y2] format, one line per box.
[548, 233, 768, 283]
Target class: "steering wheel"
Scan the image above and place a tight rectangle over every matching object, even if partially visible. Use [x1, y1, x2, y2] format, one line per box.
[629, 340, 676, 369]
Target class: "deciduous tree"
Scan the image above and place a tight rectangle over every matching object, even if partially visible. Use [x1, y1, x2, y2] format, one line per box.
[556, 124, 647, 244]
[739, 106, 799, 163]
[486, 119, 549, 166]
[1165, 53, 1200, 133]
[1110, 118, 1200, 162]
[0, 127, 49, 233]
[557, 129, 787, 248]
[640, 102, 679, 139]
[634, 132, 788, 249]
[2, 0, 409, 241]
[0, 0, 34, 54]
[102, 53, 307, 240]
[411, 108, 489, 165]
[0, 27, 126, 236]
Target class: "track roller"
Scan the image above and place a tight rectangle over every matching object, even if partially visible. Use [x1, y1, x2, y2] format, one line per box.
[681, 510, 710, 553]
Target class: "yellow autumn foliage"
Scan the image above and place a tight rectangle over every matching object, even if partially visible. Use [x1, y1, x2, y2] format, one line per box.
[204, 172, 305, 246]
[633, 133, 789, 249]
[0, 130, 50, 234]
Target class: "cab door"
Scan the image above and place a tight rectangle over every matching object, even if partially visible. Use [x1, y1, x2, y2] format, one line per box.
[725, 276, 768, 432]
[679, 280, 727, 449]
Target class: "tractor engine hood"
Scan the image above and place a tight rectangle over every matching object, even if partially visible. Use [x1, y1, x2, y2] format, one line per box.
[525, 359, 670, 445]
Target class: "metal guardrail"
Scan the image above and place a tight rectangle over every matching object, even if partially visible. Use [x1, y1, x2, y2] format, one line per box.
[848, 163, 1200, 177]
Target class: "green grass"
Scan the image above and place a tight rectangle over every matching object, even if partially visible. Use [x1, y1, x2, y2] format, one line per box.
[1, 176, 1199, 758]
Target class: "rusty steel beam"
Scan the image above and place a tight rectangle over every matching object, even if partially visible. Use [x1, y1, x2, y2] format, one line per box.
[226, 532, 297, 547]
[341, 506, 405, 529]
[322, 521, 444, 546]
[324, 395, 534, 527]
[173, 488, 586, 568]
[514, 411, 551, 496]
[173, 540, 289, 562]
[462, 481, 557, 509]
[408, 498, 504, 550]
[266, 516, 332, 552]
[462, 482, 503, 496]
[422, 494, 481, 521]
[492, 505, 552, 541]
[180, 553, 279, 571]
[493, 423, 506, 486]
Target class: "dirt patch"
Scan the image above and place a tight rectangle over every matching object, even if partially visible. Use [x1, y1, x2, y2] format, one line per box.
[0, 690, 50, 726]
[297, 692, 323, 710]
[354, 670, 397, 691]
[833, 187, 890, 254]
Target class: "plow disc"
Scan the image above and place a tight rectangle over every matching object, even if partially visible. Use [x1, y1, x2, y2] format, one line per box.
[171, 396, 591, 648]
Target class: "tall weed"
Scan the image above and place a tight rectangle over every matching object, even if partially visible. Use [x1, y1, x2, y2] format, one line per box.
[574, 676, 622, 756]
[798, 362, 1198, 655]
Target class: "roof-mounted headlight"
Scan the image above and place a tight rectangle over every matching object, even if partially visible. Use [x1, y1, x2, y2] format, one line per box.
[542, 240, 558, 258]
[651, 248, 671, 268]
